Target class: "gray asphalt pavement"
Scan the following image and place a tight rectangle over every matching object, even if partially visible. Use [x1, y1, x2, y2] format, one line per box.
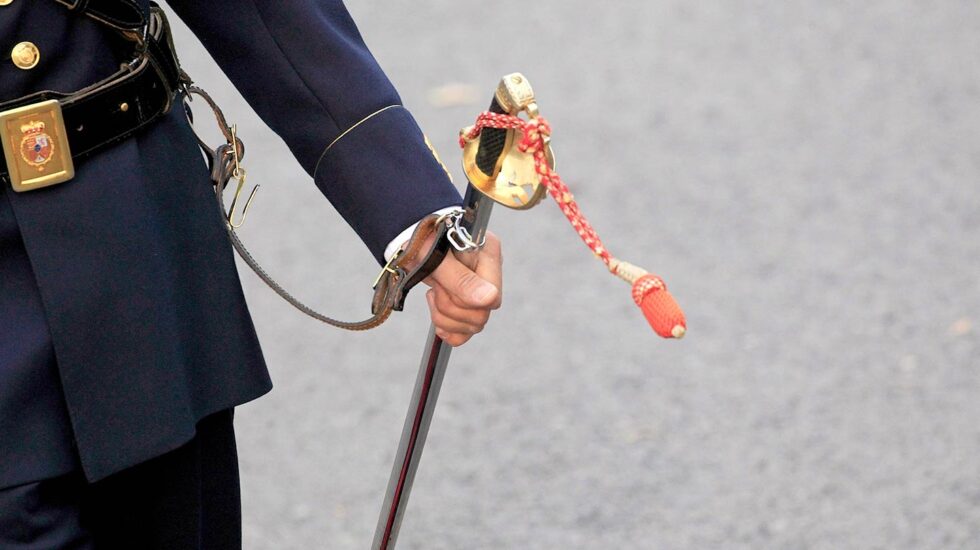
[166, 2, 980, 548]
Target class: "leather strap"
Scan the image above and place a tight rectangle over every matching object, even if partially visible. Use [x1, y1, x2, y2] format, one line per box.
[0, 8, 182, 179]
[223, 201, 448, 332]
[54, 0, 148, 31]
[373, 219, 451, 314]
[185, 85, 451, 331]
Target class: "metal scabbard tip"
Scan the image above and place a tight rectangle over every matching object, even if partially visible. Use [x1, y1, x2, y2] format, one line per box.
[671, 325, 686, 339]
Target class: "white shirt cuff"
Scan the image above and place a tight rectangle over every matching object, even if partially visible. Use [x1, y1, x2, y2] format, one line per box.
[383, 206, 462, 261]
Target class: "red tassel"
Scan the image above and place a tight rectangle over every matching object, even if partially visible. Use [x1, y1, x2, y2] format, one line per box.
[461, 110, 687, 340]
[632, 274, 686, 339]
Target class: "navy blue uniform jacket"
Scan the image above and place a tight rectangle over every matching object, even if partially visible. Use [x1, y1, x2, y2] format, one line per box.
[0, 0, 461, 483]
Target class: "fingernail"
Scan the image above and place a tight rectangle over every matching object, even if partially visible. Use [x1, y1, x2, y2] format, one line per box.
[471, 282, 497, 304]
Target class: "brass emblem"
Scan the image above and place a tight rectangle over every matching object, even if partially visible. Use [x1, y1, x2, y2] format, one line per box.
[19, 120, 55, 168]
[0, 100, 74, 192]
[11, 41, 40, 70]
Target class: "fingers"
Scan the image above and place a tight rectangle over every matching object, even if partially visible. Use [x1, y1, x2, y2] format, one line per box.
[472, 232, 503, 308]
[428, 248, 500, 310]
[424, 231, 504, 347]
[426, 290, 480, 328]
[436, 330, 473, 347]
[427, 291, 477, 347]
[426, 287, 490, 331]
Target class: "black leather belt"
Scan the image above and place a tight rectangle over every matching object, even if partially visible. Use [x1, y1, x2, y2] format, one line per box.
[0, 6, 182, 192]
[54, 0, 148, 31]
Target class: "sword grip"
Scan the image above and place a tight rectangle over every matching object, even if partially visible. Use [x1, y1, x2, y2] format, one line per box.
[473, 95, 509, 176]
[458, 93, 512, 251]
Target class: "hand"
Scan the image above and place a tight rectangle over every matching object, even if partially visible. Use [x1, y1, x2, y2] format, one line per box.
[423, 231, 502, 347]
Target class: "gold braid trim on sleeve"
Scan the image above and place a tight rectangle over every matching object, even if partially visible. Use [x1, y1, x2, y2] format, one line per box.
[312, 104, 403, 179]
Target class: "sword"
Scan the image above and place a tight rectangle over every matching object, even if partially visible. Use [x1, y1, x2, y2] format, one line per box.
[371, 72, 686, 549]
[371, 75, 536, 550]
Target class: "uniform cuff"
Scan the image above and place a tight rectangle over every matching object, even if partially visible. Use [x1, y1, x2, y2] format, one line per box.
[312, 106, 462, 264]
[383, 206, 462, 261]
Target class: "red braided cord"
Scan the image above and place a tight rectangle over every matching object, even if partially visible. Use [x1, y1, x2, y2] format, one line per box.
[461, 113, 614, 268]
[462, 111, 687, 338]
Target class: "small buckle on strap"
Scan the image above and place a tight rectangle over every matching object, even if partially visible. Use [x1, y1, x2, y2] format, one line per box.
[373, 250, 403, 289]
[0, 100, 75, 192]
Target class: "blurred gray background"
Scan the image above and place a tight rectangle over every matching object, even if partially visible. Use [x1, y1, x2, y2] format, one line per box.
[165, 1, 980, 548]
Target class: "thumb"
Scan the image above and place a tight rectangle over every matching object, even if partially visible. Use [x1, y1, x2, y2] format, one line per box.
[429, 253, 499, 308]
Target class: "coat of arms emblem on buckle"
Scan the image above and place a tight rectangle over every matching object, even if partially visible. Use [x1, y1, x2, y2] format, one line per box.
[0, 99, 74, 192]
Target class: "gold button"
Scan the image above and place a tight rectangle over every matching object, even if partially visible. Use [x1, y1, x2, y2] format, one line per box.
[11, 42, 40, 70]
[0, 0, 14, 6]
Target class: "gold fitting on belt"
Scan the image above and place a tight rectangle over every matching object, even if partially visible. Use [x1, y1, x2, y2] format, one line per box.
[0, 99, 74, 192]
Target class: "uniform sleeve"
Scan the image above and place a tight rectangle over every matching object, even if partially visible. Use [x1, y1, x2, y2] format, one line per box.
[164, 0, 462, 263]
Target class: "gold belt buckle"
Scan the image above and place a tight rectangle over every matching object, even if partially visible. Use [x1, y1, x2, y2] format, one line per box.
[0, 99, 74, 192]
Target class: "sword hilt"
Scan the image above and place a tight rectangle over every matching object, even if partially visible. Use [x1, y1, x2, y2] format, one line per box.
[461, 73, 550, 212]
[457, 74, 533, 246]
[473, 72, 537, 175]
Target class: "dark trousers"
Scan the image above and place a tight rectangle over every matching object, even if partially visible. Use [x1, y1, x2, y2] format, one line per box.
[0, 410, 241, 549]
